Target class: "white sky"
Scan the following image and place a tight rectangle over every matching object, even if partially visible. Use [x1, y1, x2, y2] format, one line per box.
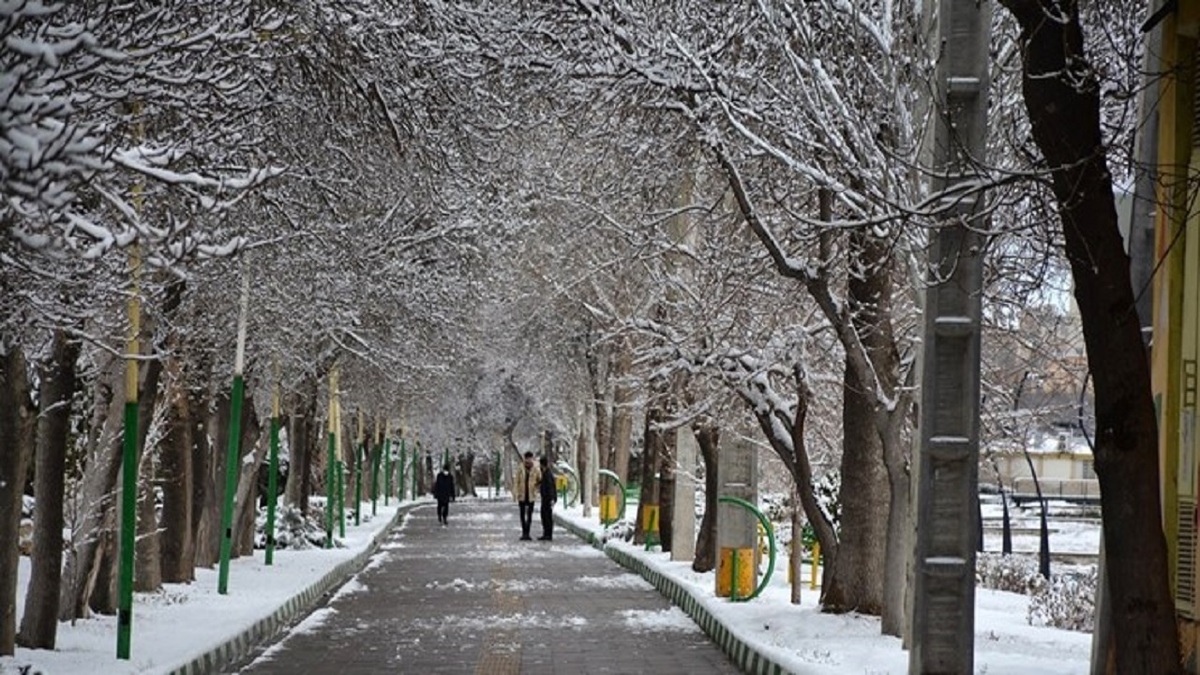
[1, 498, 1093, 675]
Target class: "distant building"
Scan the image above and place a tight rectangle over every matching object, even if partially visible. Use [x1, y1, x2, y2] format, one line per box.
[986, 427, 1099, 502]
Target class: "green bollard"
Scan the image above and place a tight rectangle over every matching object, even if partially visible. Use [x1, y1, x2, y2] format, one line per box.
[337, 460, 345, 538]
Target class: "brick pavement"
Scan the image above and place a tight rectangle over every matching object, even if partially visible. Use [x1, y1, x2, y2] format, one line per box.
[232, 500, 740, 675]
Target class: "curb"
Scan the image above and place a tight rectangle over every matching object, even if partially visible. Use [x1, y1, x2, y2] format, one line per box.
[165, 502, 424, 675]
[555, 513, 790, 675]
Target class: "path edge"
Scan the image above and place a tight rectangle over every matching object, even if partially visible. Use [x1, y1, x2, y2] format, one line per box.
[555, 514, 792, 675]
[165, 502, 423, 675]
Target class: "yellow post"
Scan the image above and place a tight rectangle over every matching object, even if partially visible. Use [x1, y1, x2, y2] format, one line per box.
[717, 547, 755, 598]
[810, 541, 821, 590]
[600, 495, 617, 523]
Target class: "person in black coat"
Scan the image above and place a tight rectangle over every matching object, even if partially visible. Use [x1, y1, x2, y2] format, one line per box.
[433, 462, 456, 526]
[537, 457, 557, 540]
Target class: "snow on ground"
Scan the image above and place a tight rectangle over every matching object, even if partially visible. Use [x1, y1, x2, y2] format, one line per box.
[1, 502, 411, 675]
[558, 504, 1093, 675]
[2, 495, 1093, 675]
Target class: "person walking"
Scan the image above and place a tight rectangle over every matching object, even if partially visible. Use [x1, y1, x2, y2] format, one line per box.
[537, 457, 557, 541]
[434, 462, 456, 526]
[513, 451, 541, 540]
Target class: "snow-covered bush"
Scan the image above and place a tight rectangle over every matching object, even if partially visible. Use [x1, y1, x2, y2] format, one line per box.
[256, 505, 328, 550]
[976, 553, 1096, 632]
[976, 552, 1039, 594]
[1028, 566, 1096, 633]
[600, 520, 634, 543]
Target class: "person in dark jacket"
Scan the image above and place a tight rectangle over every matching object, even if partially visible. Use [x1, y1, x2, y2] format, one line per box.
[538, 457, 557, 540]
[433, 462, 456, 526]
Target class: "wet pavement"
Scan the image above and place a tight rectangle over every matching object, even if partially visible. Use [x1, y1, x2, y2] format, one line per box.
[231, 499, 740, 674]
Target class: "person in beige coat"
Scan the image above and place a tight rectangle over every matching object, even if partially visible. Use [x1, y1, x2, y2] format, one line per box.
[513, 451, 542, 540]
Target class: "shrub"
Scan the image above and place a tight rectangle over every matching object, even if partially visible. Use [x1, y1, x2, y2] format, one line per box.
[976, 552, 1039, 594]
[1027, 566, 1096, 632]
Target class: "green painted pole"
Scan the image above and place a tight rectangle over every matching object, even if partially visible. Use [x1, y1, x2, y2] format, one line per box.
[371, 434, 380, 516]
[354, 411, 363, 526]
[340, 462, 345, 527]
[325, 426, 335, 547]
[325, 368, 338, 548]
[217, 374, 245, 594]
[265, 379, 281, 565]
[384, 437, 392, 506]
[116, 167, 144, 661]
[337, 460, 346, 538]
[218, 263, 251, 595]
[117, 398, 137, 659]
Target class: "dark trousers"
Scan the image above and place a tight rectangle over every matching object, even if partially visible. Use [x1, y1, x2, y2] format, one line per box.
[519, 501, 535, 538]
[437, 499, 450, 523]
[540, 501, 553, 539]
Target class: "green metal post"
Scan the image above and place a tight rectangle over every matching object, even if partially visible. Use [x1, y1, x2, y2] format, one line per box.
[372, 441, 380, 516]
[116, 400, 138, 659]
[354, 412, 363, 526]
[265, 389, 280, 565]
[337, 460, 345, 537]
[325, 427, 335, 547]
[217, 374, 245, 594]
[384, 437, 392, 506]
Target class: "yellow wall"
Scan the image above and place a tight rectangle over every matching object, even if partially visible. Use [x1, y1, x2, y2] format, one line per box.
[1154, 5, 1200, 664]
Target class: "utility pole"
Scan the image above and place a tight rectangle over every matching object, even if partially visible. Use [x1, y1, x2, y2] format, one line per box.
[909, 0, 991, 672]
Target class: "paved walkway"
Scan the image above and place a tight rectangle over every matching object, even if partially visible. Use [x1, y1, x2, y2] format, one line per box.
[232, 500, 739, 674]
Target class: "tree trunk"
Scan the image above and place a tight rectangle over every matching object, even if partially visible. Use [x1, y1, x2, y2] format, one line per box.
[285, 376, 318, 515]
[999, 1, 1181, 669]
[609, 338, 634, 482]
[60, 356, 122, 621]
[159, 359, 195, 583]
[692, 424, 720, 573]
[791, 483, 804, 605]
[135, 434, 162, 592]
[233, 399, 263, 557]
[821, 357, 887, 616]
[586, 337, 609, 508]
[577, 418, 590, 515]
[850, 227, 908, 635]
[458, 451, 476, 497]
[0, 346, 36, 655]
[634, 405, 663, 545]
[194, 390, 226, 568]
[132, 348, 166, 593]
[658, 425, 676, 554]
[88, 525, 117, 615]
[19, 331, 79, 649]
[160, 282, 195, 583]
